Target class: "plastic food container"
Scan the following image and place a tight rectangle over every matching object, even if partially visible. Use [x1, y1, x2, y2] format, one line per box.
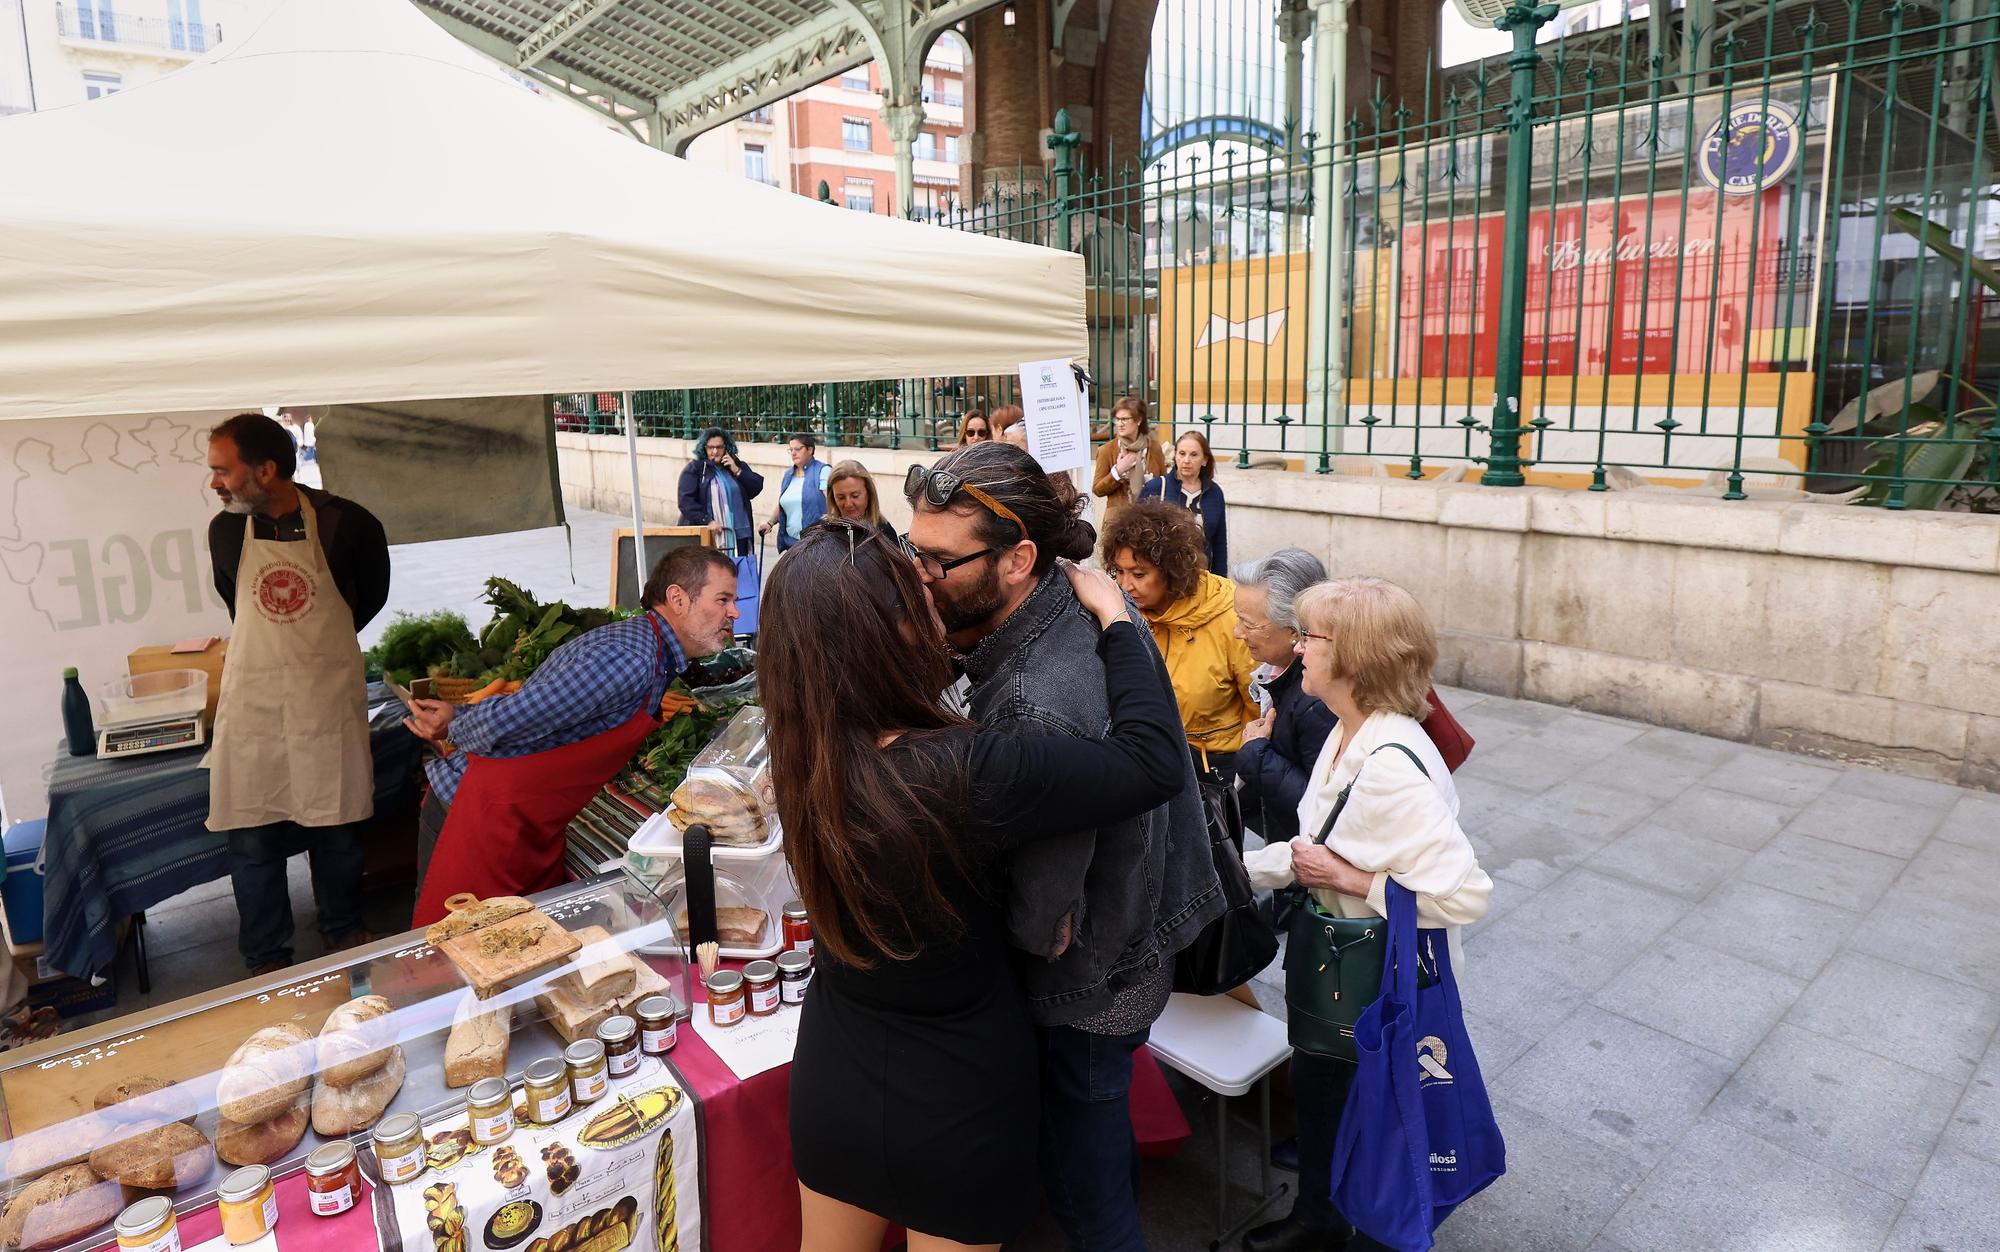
[652, 867, 786, 960]
[96, 669, 208, 726]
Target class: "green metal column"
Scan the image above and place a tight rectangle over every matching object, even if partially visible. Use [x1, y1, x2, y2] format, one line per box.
[1048, 108, 1080, 254]
[1483, 2, 1559, 488]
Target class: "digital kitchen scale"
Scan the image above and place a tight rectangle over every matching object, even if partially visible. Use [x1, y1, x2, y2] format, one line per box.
[98, 715, 207, 758]
[96, 668, 210, 760]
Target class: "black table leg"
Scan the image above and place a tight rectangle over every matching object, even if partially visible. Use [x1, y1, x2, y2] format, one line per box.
[131, 912, 151, 996]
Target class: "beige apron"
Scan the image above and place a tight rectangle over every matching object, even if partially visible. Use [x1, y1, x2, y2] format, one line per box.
[205, 493, 374, 830]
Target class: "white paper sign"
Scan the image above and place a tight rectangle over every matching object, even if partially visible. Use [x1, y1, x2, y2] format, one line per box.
[690, 1001, 802, 1080]
[1016, 357, 1091, 474]
[0, 412, 232, 821]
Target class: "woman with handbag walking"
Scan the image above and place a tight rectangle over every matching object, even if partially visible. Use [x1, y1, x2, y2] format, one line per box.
[1239, 577, 1494, 1252]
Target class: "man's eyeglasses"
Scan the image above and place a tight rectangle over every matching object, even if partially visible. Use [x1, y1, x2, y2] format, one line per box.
[905, 464, 1026, 537]
[899, 534, 1000, 580]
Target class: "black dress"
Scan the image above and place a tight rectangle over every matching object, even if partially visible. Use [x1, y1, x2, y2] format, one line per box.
[789, 621, 1184, 1244]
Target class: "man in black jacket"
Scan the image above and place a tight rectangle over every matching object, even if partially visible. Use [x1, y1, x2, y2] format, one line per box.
[907, 443, 1222, 1251]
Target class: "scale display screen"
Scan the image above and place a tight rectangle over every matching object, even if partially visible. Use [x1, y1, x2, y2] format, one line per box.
[98, 718, 206, 759]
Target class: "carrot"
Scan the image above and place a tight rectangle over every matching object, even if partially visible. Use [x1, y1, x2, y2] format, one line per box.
[462, 678, 523, 705]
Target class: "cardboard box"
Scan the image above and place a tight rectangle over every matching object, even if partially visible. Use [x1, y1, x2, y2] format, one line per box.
[128, 638, 228, 722]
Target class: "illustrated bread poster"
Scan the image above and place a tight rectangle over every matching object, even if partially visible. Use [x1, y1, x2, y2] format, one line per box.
[381, 1061, 702, 1252]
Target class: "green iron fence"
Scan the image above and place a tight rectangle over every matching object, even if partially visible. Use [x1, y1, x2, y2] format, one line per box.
[565, 0, 2000, 509]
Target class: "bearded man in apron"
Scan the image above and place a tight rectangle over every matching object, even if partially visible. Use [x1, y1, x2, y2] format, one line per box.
[401, 544, 738, 927]
[204, 413, 391, 975]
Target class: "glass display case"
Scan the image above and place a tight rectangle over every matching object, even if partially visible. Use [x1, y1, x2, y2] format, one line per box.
[0, 873, 693, 1252]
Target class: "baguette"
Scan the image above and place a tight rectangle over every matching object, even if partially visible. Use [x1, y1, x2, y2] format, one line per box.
[312, 1044, 405, 1136]
[215, 1023, 314, 1125]
[215, 1096, 310, 1167]
[316, 995, 397, 1088]
[424, 896, 533, 947]
[0, 1164, 123, 1252]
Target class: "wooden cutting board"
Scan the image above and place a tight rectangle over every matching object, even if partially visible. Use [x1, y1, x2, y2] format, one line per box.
[436, 908, 580, 999]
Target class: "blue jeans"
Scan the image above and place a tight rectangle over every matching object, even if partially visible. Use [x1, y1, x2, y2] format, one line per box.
[1038, 1024, 1149, 1252]
[225, 821, 365, 969]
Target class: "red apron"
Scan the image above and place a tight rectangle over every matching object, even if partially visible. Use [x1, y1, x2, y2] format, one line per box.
[412, 615, 667, 927]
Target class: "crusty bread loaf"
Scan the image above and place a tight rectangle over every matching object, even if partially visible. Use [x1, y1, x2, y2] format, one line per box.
[87, 1121, 213, 1190]
[316, 995, 397, 1088]
[560, 926, 636, 1005]
[93, 1077, 194, 1127]
[215, 1097, 310, 1167]
[424, 896, 533, 947]
[215, 1023, 314, 1124]
[0, 1164, 123, 1251]
[312, 1045, 404, 1136]
[444, 994, 510, 1089]
[537, 981, 616, 1044]
[670, 775, 763, 819]
[0, 1113, 107, 1179]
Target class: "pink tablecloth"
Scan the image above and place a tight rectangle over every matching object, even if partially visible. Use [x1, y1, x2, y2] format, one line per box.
[672, 989, 1193, 1252]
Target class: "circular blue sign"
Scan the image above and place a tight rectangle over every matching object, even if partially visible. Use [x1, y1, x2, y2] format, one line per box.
[1697, 101, 1802, 195]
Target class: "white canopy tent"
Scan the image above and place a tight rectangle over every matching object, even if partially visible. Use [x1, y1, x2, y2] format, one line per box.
[0, 0, 1086, 423]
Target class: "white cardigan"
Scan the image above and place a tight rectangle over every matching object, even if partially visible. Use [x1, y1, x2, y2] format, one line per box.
[1244, 710, 1492, 959]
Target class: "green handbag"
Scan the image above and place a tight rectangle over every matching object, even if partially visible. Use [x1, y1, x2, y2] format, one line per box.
[1283, 743, 1432, 1061]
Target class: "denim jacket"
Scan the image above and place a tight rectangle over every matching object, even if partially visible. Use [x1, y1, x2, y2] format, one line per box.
[962, 572, 1225, 1026]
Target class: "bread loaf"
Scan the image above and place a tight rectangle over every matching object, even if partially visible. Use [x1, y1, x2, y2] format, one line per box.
[0, 1164, 123, 1251]
[93, 1077, 194, 1127]
[673, 906, 767, 946]
[424, 896, 532, 947]
[316, 995, 397, 1088]
[560, 926, 635, 1004]
[537, 981, 616, 1044]
[0, 1113, 108, 1178]
[444, 994, 510, 1088]
[312, 1045, 405, 1136]
[216, 1023, 314, 1125]
[618, 954, 672, 1013]
[87, 1121, 213, 1189]
[215, 1096, 310, 1167]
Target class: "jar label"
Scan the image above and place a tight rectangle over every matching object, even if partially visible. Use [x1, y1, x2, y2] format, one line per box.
[380, 1146, 426, 1182]
[259, 1192, 280, 1231]
[787, 937, 815, 957]
[748, 982, 780, 1013]
[781, 978, 808, 1005]
[309, 1184, 354, 1216]
[642, 1023, 677, 1053]
[472, 1110, 514, 1143]
[712, 997, 746, 1026]
[533, 1091, 572, 1123]
[573, 1070, 607, 1102]
[607, 1048, 640, 1077]
[116, 1227, 180, 1252]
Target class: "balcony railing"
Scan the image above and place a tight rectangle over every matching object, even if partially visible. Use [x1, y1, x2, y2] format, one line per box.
[921, 90, 963, 108]
[56, 5, 222, 53]
[742, 106, 774, 124]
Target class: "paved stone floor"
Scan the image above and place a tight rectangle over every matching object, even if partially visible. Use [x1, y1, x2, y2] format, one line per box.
[63, 511, 2000, 1252]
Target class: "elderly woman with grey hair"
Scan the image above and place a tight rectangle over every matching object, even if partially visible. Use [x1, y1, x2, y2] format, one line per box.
[1232, 548, 1339, 846]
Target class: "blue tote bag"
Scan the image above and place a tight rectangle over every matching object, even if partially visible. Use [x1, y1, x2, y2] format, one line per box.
[1330, 879, 1505, 1251]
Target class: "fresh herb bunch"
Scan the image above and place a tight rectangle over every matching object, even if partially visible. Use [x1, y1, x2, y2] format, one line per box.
[437, 577, 633, 683]
[365, 610, 477, 685]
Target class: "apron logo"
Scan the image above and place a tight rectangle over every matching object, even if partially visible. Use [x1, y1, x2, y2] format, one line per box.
[1416, 1035, 1454, 1082]
[255, 559, 316, 623]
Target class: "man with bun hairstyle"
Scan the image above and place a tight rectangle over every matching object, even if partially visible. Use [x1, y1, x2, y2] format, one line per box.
[905, 442, 1222, 1251]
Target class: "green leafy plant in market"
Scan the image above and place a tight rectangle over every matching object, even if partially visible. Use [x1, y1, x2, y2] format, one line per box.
[365, 610, 477, 684]
[438, 577, 634, 682]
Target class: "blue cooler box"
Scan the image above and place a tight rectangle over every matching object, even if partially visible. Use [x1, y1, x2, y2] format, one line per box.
[3, 819, 47, 947]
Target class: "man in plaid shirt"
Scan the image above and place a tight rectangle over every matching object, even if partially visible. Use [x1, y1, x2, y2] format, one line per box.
[404, 545, 739, 918]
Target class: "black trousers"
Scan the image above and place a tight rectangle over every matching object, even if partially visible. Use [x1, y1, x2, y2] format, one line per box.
[1291, 1049, 1394, 1248]
[225, 820, 366, 969]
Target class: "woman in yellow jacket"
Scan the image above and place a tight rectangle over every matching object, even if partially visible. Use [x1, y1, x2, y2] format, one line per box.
[1101, 499, 1261, 786]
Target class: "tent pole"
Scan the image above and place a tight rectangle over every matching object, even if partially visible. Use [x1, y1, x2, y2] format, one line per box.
[624, 391, 649, 603]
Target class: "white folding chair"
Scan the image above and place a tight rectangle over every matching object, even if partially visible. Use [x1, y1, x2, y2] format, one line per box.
[1148, 992, 1294, 1249]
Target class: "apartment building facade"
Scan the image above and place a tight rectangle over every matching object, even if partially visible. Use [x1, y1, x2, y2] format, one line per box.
[1, 0, 282, 115]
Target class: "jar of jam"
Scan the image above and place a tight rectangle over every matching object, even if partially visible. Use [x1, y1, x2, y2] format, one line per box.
[217, 1165, 278, 1246]
[466, 1077, 516, 1146]
[114, 1196, 179, 1252]
[565, 1038, 609, 1105]
[599, 1015, 640, 1078]
[523, 1057, 573, 1125]
[637, 996, 679, 1053]
[373, 1112, 428, 1185]
[781, 899, 813, 958]
[706, 970, 746, 1027]
[777, 949, 812, 1005]
[305, 1141, 362, 1217]
[742, 960, 780, 1016]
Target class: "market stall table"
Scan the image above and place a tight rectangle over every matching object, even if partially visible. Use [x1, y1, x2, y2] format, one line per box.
[34, 691, 422, 980]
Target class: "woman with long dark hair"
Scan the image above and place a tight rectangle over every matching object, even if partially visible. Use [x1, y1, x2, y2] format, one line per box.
[761, 519, 1185, 1252]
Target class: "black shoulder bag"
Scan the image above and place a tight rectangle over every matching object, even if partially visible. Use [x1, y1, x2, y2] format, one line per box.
[1174, 765, 1281, 996]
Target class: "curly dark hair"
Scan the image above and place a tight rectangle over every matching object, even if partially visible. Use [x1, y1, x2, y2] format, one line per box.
[1100, 499, 1208, 606]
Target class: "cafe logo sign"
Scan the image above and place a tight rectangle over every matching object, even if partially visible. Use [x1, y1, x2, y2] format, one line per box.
[1697, 101, 1802, 195]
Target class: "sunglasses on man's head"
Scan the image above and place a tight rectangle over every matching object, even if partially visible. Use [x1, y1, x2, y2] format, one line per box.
[904, 464, 1027, 537]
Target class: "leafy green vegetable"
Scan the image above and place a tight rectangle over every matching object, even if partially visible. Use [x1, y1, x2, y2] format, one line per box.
[365, 610, 477, 685]
[431, 577, 638, 683]
[631, 683, 749, 792]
